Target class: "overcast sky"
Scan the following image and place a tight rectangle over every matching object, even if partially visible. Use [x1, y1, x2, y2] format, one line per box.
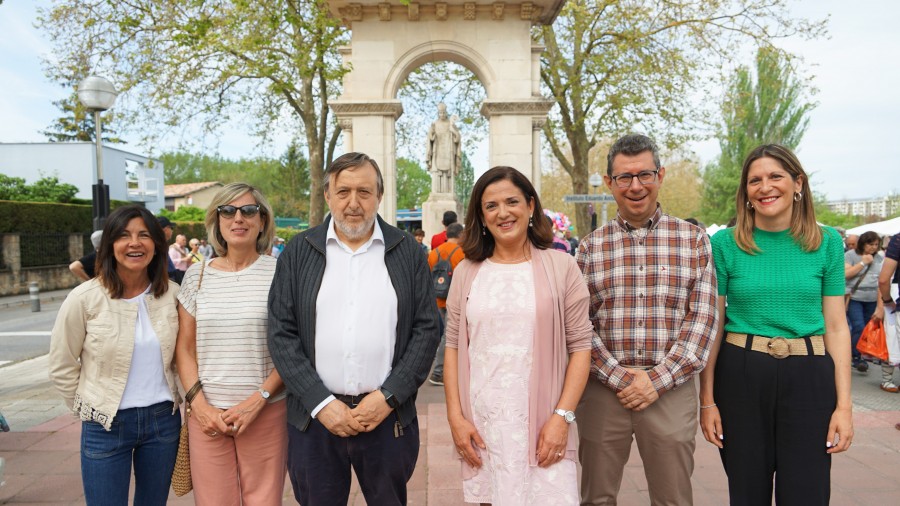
[1, 0, 897, 201]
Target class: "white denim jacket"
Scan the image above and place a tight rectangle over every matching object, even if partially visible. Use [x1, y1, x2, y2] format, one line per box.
[49, 278, 182, 430]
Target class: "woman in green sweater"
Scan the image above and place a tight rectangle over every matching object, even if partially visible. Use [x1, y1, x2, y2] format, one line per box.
[699, 144, 852, 505]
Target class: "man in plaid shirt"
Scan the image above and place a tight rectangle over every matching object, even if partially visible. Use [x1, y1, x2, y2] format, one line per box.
[575, 134, 718, 505]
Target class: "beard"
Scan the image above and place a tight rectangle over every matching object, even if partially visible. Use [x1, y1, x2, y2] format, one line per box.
[333, 211, 377, 242]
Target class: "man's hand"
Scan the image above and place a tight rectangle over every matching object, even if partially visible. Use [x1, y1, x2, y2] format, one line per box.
[317, 399, 366, 437]
[350, 390, 393, 432]
[616, 369, 660, 411]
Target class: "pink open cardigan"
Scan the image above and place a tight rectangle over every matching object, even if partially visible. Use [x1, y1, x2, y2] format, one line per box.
[445, 245, 593, 479]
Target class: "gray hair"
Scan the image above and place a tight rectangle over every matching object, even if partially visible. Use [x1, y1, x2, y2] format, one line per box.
[205, 182, 275, 257]
[323, 152, 384, 197]
[446, 223, 464, 239]
[606, 134, 661, 175]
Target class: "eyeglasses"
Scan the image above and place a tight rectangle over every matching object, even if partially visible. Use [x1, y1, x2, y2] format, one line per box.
[610, 170, 660, 189]
[216, 204, 261, 218]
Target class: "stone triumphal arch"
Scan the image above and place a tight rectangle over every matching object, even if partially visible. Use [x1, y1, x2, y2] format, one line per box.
[327, 0, 563, 233]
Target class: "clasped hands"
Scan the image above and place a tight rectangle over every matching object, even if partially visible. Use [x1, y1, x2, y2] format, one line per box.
[616, 368, 660, 411]
[317, 390, 393, 437]
[194, 393, 266, 438]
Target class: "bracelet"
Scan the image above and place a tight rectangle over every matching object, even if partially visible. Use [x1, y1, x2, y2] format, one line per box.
[699, 403, 717, 410]
[185, 381, 203, 404]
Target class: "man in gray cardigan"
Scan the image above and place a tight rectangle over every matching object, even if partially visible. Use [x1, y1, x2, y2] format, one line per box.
[268, 152, 440, 506]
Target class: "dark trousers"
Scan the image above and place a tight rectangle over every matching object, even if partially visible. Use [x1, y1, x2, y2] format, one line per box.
[715, 336, 836, 506]
[287, 414, 419, 506]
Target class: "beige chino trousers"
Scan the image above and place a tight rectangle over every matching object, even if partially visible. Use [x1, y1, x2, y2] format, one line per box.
[577, 377, 698, 506]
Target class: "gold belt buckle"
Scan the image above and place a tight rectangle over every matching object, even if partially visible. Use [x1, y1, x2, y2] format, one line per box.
[767, 337, 790, 359]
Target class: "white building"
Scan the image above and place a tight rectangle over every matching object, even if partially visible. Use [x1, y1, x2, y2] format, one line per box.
[827, 196, 898, 219]
[0, 142, 164, 213]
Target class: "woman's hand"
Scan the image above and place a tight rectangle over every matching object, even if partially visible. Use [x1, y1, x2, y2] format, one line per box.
[826, 407, 853, 454]
[448, 414, 486, 469]
[536, 415, 569, 468]
[220, 393, 266, 437]
[700, 405, 724, 449]
[193, 400, 228, 438]
[873, 306, 885, 322]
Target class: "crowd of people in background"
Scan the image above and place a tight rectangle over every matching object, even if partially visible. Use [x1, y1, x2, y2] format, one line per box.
[48, 134, 900, 505]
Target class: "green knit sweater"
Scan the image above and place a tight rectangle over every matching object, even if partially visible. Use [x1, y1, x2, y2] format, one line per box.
[710, 226, 844, 338]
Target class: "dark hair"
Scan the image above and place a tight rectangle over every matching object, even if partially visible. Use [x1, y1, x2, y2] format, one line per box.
[856, 231, 881, 255]
[446, 223, 464, 239]
[96, 205, 170, 299]
[606, 134, 661, 176]
[733, 144, 820, 253]
[413, 228, 425, 237]
[442, 210, 458, 226]
[323, 152, 384, 197]
[685, 217, 699, 226]
[460, 166, 552, 261]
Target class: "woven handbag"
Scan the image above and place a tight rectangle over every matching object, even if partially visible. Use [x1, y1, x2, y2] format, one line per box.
[172, 262, 206, 497]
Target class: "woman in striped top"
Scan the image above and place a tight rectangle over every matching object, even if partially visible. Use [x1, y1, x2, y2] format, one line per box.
[175, 183, 287, 505]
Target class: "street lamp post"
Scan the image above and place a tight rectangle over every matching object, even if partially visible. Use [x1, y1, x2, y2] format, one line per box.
[77, 76, 118, 231]
[589, 173, 603, 231]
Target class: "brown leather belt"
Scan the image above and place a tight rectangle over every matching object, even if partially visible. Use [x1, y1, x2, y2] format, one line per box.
[725, 332, 825, 359]
[333, 393, 371, 407]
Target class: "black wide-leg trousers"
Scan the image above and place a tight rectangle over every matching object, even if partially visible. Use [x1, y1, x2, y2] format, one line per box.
[715, 335, 836, 506]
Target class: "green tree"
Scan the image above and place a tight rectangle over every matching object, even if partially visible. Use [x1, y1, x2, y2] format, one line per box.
[0, 174, 79, 203]
[267, 141, 311, 219]
[158, 205, 205, 222]
[454, 153, 475, 214]
[700, 46, 816, 224]
[538, 0, 824, 236]
[42, 90, 125, 144]
[39, 1, 348, 226]
[396, 158, 431, 210]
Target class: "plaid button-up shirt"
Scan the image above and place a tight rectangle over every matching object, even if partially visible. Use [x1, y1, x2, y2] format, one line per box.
[576, 206, 718, 393]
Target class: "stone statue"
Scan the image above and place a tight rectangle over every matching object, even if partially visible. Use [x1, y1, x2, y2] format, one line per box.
[426, 103, 462, 194]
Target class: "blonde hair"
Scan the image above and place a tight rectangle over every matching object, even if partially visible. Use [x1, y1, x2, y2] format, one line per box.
[733, 144, 822, 253]
[205, 182, 275, 257]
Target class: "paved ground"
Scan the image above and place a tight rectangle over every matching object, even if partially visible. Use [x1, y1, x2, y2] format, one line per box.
[1, 289, 899, 504]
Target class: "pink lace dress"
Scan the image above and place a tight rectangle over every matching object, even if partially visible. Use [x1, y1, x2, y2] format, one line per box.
[463, 260, 579, 505]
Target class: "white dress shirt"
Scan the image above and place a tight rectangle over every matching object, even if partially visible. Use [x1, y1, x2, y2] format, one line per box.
[312, 219, 398, 416]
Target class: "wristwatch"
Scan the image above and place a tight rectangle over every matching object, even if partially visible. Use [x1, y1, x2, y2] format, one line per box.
[553, 408, 576, 424]
[380, 388, 400, 409]
[258, 388, 271, 400]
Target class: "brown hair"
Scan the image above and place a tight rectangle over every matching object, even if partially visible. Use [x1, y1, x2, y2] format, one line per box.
[96, 205, 170, 298]
[856, 231, 881, 255]
[460, 166, 552, 261]
[733, 144, 822, 253]
[324, 152, 384, 197]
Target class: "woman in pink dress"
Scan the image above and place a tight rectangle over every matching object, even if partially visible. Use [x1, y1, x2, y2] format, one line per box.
[444, 166, 593, 505]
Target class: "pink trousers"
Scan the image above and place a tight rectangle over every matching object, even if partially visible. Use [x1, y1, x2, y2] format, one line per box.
[188, 399, 287, 506]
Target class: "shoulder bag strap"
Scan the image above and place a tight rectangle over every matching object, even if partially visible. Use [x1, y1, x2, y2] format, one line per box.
[850, 262, 872, 296]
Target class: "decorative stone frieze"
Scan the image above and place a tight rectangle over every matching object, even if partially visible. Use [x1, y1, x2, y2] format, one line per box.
[480, 99, 554, 117]
[378, 3, 391, 21]
[463, 3, 476, 20]
[331, 101, 405, 120]
[521, 2, 533, 20]
[339, 3, 363, 22]
[492, 2, 505, 20]
[338, 118, 353, 131]
[408, 2, 420, 21]
[435, 3, 448, 20]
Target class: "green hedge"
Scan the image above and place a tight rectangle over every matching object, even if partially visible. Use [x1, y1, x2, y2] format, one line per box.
[172, 221, 207, 242]
[0, 200, 94, 233]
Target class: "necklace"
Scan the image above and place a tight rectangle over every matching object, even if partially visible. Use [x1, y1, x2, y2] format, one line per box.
[491, 255, 529, 264]
[223, 255, 257, 282]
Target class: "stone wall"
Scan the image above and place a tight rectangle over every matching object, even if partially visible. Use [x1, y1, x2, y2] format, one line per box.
[0, 233, 82, 296]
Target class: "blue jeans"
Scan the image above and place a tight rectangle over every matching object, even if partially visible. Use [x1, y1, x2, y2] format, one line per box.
[81, 400, 180, 506]
[847, 299, 877, 362]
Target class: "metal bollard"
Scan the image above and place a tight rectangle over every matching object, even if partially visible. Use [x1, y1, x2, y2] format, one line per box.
[29, 281, 40, 312]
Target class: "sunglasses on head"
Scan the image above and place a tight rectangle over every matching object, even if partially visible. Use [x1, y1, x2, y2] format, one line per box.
[216, 204, 261, 218]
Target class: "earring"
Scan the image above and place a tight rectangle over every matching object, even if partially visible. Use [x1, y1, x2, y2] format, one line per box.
[794, 192, 802, 202]
[746, 201, 753, 210]
[528, 217, 534, 228]
[482, 224, 486, 236]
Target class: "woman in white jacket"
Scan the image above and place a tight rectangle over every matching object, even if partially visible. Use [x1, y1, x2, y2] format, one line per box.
[50, 205, 181, 506]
